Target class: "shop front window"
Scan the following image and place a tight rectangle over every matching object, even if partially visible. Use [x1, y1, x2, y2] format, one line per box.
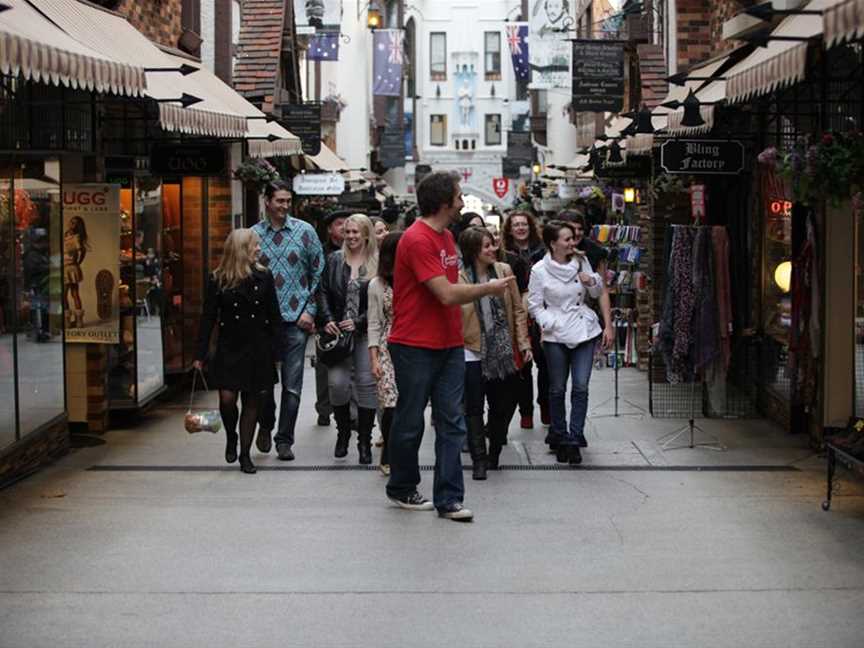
[0, 176, 15, 449]
[763, 196, 792, 401]
[857, 202, 864, 417]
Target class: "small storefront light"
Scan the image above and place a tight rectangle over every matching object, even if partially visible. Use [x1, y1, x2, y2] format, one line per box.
[774, 261, 792, 293]
[367, 7, 383, 29]
[532, 162, 542, 176]
[623, 187, 636, 203]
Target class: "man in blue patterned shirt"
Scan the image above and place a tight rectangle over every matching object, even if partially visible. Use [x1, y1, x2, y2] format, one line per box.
[253, 181, 324, 461]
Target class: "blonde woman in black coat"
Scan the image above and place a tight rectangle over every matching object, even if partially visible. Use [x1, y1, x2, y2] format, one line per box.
[195, 228, 282, 474]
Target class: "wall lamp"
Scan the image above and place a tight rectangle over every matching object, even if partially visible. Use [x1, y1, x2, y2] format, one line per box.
[744, 2, 823, 21]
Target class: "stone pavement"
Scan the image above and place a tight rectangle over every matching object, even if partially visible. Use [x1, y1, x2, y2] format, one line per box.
[1, 359, 864, 647]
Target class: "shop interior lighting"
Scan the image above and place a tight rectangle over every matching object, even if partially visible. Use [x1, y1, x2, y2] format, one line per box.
[744, 2, 823, 21]
[623, 187, 636, 203]
[774, 261, 792, 293]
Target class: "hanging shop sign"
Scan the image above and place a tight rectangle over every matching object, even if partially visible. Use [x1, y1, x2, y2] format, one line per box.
[492, 177, 510, 198]
[150, 145, 225, 175]
[280, 103, 322, 156]
[594, 156, 652, 179]
[292, 173, 345, 196]
[63, 184, 121, 344]
[571, 40, 625, 113]
[661, 140, 745, 175]
[379, 127, 406, 169]
[690, 184, 707, 222]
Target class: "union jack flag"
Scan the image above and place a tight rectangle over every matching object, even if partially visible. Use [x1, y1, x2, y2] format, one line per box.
[388, 30, 404, 65]
[506, 23, 530, 81]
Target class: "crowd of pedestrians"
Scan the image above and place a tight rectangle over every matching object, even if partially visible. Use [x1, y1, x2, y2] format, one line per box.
[195, 172, 613, 519]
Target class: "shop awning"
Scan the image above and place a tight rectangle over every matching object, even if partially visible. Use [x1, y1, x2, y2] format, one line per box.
[160, 53, 301, 156]
[824, 0, 864, 47]
[665, 55, 730, 135]
[29, 0, 249, 138]
[307, 143, 350, 172]
[726, 0, 843, 103]
[0, 0, 146, 97]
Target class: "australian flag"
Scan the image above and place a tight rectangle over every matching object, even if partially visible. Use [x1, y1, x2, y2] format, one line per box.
[506, 23, 529, 82]
[373, 29, 403, 97]
[308, 31, 339, 61]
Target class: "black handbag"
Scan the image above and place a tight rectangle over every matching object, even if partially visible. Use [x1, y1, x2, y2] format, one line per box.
[315, 329, 354, 367]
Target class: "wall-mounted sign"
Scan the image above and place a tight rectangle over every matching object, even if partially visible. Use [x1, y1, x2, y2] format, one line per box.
[292, 173, 345, 196]
[379, 127, 406, 169]
[571, 40, 625, 113]
[151, 145, 225, 175]
[661, 140, 745, 175]
[492, 178, 509, 198]
[280, 103, 322, 156]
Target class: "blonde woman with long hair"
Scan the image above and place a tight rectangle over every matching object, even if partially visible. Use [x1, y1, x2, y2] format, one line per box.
[317, 213, 380, 464]
[194, 228, 282, 474]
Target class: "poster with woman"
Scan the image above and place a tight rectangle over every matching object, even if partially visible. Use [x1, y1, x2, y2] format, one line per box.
[63, 184, 120, 344]
[529, 0, 574, 89]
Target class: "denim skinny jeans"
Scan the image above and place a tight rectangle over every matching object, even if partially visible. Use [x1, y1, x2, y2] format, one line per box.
[542, 337, 598, 445]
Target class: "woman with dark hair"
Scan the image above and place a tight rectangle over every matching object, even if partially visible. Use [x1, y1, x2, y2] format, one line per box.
[368, 230, 403, 476]
[502, 210, 548, 430]
[528, 220, 613, 465]
[458, 226, 531, 479]
[63, 216, 89, 328]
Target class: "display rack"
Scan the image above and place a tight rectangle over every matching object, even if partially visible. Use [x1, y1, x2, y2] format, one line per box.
[823, 442, 864, 511]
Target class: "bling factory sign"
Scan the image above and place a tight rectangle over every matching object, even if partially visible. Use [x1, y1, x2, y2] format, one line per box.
[661, 140, 745, 175]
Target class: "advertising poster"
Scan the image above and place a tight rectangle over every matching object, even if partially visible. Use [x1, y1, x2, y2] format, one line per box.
[63, 184, 120, 344]
[529, 0, 573, 89]
[293, 0, 343, 34]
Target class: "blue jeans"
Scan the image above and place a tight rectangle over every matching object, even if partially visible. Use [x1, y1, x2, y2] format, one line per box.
[543, 338, 597, 445]
[259, 323, 309, 448]
[386, 343, 466, 509]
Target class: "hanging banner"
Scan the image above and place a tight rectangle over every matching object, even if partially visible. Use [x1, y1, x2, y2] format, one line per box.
[373, 29, 404, 97]
[63, 184, 121, 344]
[293, 0, 343, 34]
[280, 103, 322, 156]
[571, 40, 625, 112]
[529, 0, 573, 89]
[379, 126, 406, 168]
[505, 23, 530, 83]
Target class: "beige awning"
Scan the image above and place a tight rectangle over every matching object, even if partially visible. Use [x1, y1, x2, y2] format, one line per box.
[307, 143, 350, 172]
[0, 0, 145, 97]
[825, 0, 864, 47]
[726, 0, 844, 103]
[29, 0, 248, 138]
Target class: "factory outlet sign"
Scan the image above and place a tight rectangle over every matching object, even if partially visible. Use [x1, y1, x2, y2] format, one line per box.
[661, 140, 745, 175]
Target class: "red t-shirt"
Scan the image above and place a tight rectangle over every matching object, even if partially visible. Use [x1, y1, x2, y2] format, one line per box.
[389, 220, 463, 349]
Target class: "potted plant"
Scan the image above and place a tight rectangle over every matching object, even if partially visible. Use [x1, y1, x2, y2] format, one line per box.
[234, 158, 280, 194]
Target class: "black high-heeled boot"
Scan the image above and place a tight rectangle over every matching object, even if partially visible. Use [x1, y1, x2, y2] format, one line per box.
[225, 431, 238, 464]
[466, 415, 488, 479]
[239, 454, 256, 474]
[333, 404, 352, 458]
[357, 407, 376, 465]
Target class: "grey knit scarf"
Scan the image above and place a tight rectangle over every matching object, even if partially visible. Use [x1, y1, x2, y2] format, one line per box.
[469, 264, 518, 381]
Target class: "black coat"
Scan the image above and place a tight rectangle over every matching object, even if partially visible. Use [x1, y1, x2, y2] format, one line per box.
[317, 250, 370, 335]
[196, 269, 282, 392]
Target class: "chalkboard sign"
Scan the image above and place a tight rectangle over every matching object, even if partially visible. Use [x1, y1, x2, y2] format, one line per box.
[280, 103, 322, 156]
[571, 40, 625, 113]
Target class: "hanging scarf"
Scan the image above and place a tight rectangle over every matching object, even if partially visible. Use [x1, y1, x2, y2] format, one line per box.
[469, 264, 517, 380]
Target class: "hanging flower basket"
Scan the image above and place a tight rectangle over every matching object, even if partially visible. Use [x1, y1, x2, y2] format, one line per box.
[234, 158, 280, 194]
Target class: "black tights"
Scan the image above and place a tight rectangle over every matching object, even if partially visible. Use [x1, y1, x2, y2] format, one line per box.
[219, 390, 262, 457]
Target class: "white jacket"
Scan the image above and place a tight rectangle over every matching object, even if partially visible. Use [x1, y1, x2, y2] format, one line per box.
[528, 253, 603, 348]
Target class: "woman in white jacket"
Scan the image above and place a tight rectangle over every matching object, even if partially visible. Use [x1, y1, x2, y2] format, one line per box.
[528, 220, 613, 464]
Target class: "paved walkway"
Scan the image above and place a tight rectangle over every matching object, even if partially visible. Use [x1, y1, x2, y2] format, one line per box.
[2, 361, 864, 647]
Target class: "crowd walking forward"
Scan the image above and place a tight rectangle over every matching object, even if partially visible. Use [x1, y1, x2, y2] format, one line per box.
[385, 171, 514, 522]
[458, 226, 531, 480]
[527, 221, 613, 465]
[368, 230, 403, 476]
[318, 214, 379, 464]
[194, 229, 282, 474]
[252, 181, 324, 462]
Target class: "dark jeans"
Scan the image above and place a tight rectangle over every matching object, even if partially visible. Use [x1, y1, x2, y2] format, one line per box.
[543, 338, 597, 446]
[259, 323, 308, 448]
[464, 361, 519, 431]
[530, 322, 549, 411]
[386, 343, 466, 509]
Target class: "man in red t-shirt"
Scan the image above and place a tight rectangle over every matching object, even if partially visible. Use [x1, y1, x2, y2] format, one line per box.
[386, 172, 513, 521]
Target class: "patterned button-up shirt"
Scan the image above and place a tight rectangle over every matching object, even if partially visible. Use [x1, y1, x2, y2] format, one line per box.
[252, 216, 324, 323]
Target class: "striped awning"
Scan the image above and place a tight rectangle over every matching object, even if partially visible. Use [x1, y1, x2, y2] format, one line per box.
[0, 0, 145, 97]
[824, 0, 864, 47]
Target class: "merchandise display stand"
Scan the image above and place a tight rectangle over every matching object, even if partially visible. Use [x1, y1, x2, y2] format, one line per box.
[656, 379, 725, 451]
[590, 307, 645, 419]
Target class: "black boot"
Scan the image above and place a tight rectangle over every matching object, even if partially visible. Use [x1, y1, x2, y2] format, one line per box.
[487, 416, 505, 471]
[466, 415, 487, 480]
[333, 404, 351, 458]
[239, 454, 256, 474]
[225, 431, 238, 464]
[357, 407, 375, 465]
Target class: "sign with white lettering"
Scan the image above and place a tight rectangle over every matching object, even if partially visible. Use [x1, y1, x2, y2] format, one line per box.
[292, 173, 345, 195]
[571, 40, 625, 112]
[661, 140, 745, 175]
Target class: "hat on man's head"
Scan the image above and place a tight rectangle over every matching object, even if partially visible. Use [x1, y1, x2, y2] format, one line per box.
[323, 210, 351, 226]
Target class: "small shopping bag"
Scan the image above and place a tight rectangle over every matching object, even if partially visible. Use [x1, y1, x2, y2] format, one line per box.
[184, 368, 222, 434]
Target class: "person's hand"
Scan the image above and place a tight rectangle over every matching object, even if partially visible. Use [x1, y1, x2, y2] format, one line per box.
[602, 325, 614, 351]
[522, 349, 533, 364]
[578, 272, 596, 287]
[298, 312, 316, 333]
[324, 321, 341, 336]
[338, 319, 355, 332]
[192, 360, 204, 371]
[370, 356, 382, 381]
[487, 275, 516, 298]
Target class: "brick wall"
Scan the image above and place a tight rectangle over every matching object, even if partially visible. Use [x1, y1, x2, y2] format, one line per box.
[676, 0, 758, 70]
[114, 0, 183, 49]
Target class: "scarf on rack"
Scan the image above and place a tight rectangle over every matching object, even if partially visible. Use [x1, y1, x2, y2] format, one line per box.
[470, 264, 518, 381]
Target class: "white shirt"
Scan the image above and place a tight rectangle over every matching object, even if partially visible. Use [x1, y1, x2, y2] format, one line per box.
[528, 253, 603, 348]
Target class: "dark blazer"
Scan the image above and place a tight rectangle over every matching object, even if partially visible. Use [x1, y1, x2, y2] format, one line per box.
[196, 269, 282, 392]
[317, 250, 370, 335]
